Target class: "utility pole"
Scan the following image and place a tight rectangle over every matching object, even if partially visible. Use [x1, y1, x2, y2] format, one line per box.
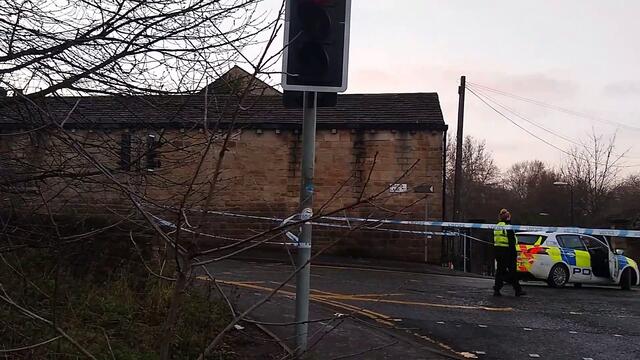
[452, 76, 466, 271]
[294, 91, 316, 355]
[452, 76, 466, 222]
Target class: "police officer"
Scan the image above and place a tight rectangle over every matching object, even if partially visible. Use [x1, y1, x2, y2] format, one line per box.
[493, 209, 526, 297]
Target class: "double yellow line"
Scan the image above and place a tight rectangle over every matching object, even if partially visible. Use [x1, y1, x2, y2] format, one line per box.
[205, 278, 512, 327]
[204, 277, 513, 360]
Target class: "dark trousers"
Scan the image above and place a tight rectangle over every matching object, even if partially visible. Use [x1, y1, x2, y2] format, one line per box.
[494, 246, 521, 293]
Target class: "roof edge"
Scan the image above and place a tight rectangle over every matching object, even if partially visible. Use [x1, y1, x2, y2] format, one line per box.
[0, 122, 448, 132]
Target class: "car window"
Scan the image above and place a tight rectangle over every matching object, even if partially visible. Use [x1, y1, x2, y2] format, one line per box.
[516, 235, 546, 245]
[581, 236, 608, 251]
[557, 235, 586, 251]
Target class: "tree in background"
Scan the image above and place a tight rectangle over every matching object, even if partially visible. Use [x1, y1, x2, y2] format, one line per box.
[446, 135, 501, 221]
[503, 160, 564, 225]
[607, 174, 640, 228]
[561, 131, 626, 227]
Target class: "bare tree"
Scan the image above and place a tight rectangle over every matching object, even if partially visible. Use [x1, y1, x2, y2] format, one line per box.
[0, 2, 434, 358]
[0, 0, 274, 96]
[561, 130, 626, 225]
[608, 174, 640, 227]
[503, 160, 563, 224]
[0, 0, 294, 358]
[446, 135, 501, 220]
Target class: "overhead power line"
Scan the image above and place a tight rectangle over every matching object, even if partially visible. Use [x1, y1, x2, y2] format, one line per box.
[466, 84, 582, 147]
[466, 86, 640, 169]
[466, 84, 640, 161]
[467, 81, 640, 132]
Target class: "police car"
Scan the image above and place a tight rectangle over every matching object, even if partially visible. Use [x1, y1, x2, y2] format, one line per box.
[515, 232, 639, 289]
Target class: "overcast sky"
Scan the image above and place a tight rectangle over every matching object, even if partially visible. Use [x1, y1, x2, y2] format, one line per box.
[259, 0, 640, 174]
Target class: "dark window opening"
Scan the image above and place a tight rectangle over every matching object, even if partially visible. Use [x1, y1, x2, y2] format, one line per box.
[146, 134, 160, 170]
[582, 235, 611, 278]
[119, 133, 131, 170]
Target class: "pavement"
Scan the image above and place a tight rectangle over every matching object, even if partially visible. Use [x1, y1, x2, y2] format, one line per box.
[204, 257, 640, 360]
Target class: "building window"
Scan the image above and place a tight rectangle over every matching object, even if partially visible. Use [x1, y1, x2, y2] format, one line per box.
[119, 133, 131, 171]
[146, 134, 160, 170]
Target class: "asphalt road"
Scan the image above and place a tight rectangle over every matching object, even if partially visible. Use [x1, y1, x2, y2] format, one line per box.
[207, 259, 640, 360]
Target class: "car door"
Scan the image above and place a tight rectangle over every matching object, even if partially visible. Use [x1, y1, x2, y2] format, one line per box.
[581, 235, 612, 283]
[557, 235, 591, 283]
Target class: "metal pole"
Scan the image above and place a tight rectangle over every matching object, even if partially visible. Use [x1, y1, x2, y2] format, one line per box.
[424, 197, 429, 263]
[295, 91, 316, 355]
[463, 232, 467, 273]
[569, 185, 575, 226]
[452, 76, 466, 222]
[441, 130, 448, 266]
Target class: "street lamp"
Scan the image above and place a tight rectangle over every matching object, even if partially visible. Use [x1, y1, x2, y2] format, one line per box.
[553, 181, 574, 226]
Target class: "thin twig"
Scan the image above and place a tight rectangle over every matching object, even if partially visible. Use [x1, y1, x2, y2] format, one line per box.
[130, 231, 176, 281]
[0, 336, 62, 353]
[328, 341, 399, 360]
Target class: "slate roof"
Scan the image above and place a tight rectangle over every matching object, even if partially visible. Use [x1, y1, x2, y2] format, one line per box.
[0, 92, 446, 131]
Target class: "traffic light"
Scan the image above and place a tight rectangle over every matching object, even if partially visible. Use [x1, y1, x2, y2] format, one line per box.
[282, 0, 351, 93]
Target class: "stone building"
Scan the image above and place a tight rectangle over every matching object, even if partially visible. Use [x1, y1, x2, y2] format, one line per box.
[0, 67, 448, 263]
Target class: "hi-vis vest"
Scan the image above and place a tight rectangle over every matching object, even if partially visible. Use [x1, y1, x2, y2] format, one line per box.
[494, 221, 509, 247]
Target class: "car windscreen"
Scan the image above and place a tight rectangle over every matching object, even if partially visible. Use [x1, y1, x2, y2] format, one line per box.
[516, 235, 546, 245]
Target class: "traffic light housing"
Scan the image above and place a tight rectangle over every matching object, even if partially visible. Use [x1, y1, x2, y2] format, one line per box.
[282, 0, 351, 93]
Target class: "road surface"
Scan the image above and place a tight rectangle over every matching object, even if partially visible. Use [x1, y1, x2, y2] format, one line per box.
[206, 259, 640, 360]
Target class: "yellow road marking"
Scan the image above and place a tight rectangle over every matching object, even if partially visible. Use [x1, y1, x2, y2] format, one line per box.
[215, 279, 511, 315]
[277, 282, 511, 312]
[274, 283, 396, 322]
[210, 278, 475, 358]
[312, 294, 406, 300]
[215, 280, 395, 326]
[196, 276, 265, 285]
[314, 298, 396, 326]
[314, 264, 408, 274]
[279, 282, 405, 300]
[321, 295, 512, 312]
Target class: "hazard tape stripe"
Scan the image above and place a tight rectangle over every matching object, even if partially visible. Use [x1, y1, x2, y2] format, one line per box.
[322, 216, 640, 238]
[142, 202, 640, 239]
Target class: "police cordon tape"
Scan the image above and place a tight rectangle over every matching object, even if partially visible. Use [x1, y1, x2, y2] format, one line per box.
[147, 209, 462, 249]
[321, 215, 640, 238]
[141, 202, 640, 243]
[138, 202, 457, 238]
[169, 205, 640, 238]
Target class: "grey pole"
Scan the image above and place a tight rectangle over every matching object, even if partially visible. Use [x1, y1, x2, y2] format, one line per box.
[424, 196, 429, 263]
[295, 91, 317, 355]
[569, 185, 575, 226]
[462, 232, 467, 273]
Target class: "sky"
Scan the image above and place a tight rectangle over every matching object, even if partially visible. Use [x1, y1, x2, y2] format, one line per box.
[256, 0, 640, 174]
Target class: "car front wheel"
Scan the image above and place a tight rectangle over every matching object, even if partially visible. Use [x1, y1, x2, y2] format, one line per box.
[548, 264, 569, 288]
[620, 269, 636, 291]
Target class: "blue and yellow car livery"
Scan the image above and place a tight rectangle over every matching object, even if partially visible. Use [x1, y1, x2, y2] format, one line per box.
[515, 232, 639, 289]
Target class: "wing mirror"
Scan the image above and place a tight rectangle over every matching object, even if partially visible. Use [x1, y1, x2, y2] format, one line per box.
[615, 249, 625, 256]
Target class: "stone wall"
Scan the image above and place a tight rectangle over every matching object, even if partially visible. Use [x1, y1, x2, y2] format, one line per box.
[1, 126, 446, 263]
